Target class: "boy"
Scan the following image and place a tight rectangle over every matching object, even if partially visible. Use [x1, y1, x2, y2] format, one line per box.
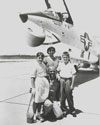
[57, 51, 77, 117]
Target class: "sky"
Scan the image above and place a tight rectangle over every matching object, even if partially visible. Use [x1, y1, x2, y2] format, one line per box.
[0, 0, 100, 55]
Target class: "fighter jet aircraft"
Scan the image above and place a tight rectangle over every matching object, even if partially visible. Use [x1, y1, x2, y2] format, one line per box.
[19, 0, 99, 68]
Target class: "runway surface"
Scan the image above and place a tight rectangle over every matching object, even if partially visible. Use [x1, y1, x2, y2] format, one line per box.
[0, 60, 99, 125]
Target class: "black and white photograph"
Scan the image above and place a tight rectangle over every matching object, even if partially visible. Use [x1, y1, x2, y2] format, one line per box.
[0, 0, 100, 125]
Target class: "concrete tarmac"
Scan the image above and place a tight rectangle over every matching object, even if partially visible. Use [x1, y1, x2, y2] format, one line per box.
[0, 61, 100, 125]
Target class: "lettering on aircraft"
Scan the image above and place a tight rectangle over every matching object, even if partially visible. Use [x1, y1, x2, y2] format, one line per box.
[80, 32, 92, 51]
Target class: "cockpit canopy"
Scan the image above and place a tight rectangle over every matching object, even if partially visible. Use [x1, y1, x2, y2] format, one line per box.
[44, 10, 64, 21]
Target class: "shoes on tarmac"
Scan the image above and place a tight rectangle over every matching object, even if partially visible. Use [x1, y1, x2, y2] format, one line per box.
[61, 106, 69, 117]
[36, 115, 45, 122]
[33, 116, 37, 123]
[70, 110, 77, 117]
[33, 119, 37, 123]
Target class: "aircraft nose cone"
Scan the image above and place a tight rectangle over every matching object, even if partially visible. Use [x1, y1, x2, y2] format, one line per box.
[19, 14, 28, 23]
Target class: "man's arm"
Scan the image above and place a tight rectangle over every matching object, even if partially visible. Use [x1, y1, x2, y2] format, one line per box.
[70, 74, 76, 90]
[70, 64, 77, 90]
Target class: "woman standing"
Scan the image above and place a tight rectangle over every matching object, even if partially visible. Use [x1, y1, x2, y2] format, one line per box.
[31, 52, 49, 122]
[44, 46, 59, 70]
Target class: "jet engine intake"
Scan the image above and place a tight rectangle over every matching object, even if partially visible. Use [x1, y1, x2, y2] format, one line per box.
[26, 28, 46, 47]
[19, 14, 28, 23]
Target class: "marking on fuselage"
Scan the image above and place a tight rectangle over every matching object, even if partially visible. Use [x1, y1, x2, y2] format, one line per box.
[80, 32, 92, 51]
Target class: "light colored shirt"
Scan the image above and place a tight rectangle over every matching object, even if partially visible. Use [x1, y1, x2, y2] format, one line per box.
[43, 56, 59, 70]
[31, 60, 47, 78]
[57, 62, 76, 78]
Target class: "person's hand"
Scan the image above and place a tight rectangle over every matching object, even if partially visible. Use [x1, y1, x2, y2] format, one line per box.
[29, 88, 32, 93]
[31, 88, 36, 95]
[56, 74, 61, 81]
[70, 85, 74, 90]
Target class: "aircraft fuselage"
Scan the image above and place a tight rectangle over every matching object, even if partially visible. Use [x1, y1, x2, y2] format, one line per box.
[19, 10, 99, 64]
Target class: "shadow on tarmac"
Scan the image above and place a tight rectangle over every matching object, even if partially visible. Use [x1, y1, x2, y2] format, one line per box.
[42, 108, 83, 123]
[74, 69, 99, 87]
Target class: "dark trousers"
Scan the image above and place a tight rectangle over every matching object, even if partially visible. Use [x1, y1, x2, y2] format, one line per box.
[60, 78, 75, 111]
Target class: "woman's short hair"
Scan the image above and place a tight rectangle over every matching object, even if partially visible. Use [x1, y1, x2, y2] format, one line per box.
[47, 46, 56, 54]
[36, 52, 44, 58]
